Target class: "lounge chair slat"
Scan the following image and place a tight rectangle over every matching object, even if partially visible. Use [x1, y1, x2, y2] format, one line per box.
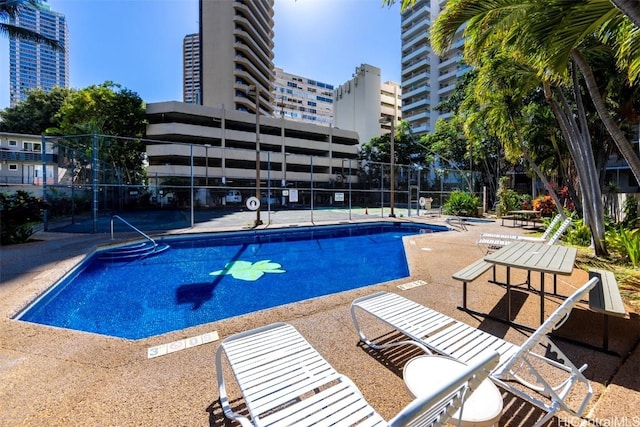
[216, 322, 499, 427]
[351, 277, 600, 427]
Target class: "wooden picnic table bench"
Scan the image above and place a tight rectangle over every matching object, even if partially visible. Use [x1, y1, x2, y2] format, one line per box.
[452, 258, 495, 311]
[588, 269, 627, 351]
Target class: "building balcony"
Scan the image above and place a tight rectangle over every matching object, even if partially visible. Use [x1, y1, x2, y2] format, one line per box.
[234, 2, 274, 40]
[402, 44, 431, 63]
[402, 71, 430, 88]
[0, 150, 56, 163]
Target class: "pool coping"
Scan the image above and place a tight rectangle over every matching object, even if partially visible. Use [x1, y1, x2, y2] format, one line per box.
[1, 214, 639, 426]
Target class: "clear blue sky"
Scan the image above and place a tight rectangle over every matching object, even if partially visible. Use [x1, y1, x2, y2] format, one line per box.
[0, 0, 401, 109]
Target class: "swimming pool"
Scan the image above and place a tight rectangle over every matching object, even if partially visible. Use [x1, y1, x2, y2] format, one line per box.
[17, 222, 448, 339]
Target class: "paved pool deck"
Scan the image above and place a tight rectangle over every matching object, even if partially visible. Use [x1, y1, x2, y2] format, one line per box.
[1, 211, 639, 426]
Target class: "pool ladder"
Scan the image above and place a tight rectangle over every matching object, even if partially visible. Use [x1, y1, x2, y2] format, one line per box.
[445, 215, 468, 231]
[99, 215, 170, 261]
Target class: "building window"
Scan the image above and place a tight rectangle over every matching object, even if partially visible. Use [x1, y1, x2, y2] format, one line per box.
[9, 164, 18, 171]
[23, 142, 41, 151]
[9, 140, 17, 147]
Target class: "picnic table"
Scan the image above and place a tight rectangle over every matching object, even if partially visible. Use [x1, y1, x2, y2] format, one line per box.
[484, 240, 577, 324]
[503, 210, 541, 228]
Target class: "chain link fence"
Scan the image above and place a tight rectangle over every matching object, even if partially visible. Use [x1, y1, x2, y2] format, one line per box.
[23, 134, 479, 233]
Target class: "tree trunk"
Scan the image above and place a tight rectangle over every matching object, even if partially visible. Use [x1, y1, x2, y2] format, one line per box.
[508, 115, 566, 220]
[572, 49, 640, 186]
[610, 0, 640, 28]
[543, 78, 608, 256]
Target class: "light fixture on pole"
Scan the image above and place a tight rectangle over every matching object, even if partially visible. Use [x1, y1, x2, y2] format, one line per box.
[248, 84, 263, 226]
[379, 116, 396, 217]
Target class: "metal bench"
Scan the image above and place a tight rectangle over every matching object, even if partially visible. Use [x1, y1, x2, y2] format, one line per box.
[588, 269, 627, 351]
[452, 258, 495, 310]
[500, 215, 518, 227]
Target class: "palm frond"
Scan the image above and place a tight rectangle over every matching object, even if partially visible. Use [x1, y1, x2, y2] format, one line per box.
[0, 0, 64, 51]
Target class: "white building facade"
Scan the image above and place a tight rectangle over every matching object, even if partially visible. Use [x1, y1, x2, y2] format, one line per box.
[273, 67, 334, 126]
[401, 0, 468, 135]
[0, 132, 58, 185]
[145, 101, 359, 191]
[333, 64, 402, 145]
[9, 3, 69, 107]
[183, 33, 201, 104]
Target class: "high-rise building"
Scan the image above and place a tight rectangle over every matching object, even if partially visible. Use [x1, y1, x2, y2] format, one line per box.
[199, 0, 275, 115]
[273, 67, 334, 126]
[183, 33, 200, 104]
[333, 64, 402, 145]
[380, 80, 402, 131]
[9, 3, 69, 107]
[400, 0, 468, 135]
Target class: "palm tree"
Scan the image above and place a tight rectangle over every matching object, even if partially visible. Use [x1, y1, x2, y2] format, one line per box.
[609, 0, 640, 27]
[384, 0, 640, 28]
[429, 1, 612, 254]
[402, 0, 640, 187]
[464, 51, 567, 214]
[0, 0, 63, 50]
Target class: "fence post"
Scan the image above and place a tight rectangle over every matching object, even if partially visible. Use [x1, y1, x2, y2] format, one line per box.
[92, 131, 98, 233]
[41, 134, 48, 231]
[190, 144, 194, 228]
[348, 159, 352, 221]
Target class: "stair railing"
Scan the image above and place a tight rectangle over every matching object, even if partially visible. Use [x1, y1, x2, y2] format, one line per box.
[445, 215, 468, 231]
[110, 215, 157, 248]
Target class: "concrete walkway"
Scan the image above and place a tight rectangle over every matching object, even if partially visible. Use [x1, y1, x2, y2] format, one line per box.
[1, 211, 639, 426]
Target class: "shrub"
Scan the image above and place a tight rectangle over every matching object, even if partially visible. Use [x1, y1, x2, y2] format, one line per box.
[532, 195, 556, 217]
[564, 218, 591, 246]
[443, 190, 480, 217]
[47, 192, 91, 217]
[607, 226, 640, 266]
[556, 185, 575, 211]
[622, 195, 639, 228]
[496, 178, 522, 216]
[0, 190, 45, 245]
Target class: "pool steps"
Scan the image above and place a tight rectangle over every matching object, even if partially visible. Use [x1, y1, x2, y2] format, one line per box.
[97, 241, 170, 261]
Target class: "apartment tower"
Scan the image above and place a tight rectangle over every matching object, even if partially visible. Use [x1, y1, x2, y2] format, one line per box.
[380, 80, 402, 131]
[183, 33, 201, 104]
[9, 3, 69, 107]
[400, 0, 468, 135]
[199, 0, 275, 115]
[273, 67, 334, 126]
[333, 64, 402, 145]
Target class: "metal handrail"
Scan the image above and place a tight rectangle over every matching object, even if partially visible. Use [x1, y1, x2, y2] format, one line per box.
[110, 215, 157, 248]
[445, 215, 468, 231]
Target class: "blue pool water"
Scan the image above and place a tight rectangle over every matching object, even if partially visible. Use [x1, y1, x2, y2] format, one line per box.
[18, 222, 447, 339]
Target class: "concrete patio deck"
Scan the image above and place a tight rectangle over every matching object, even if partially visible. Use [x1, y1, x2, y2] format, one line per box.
[1, 212, 639, 426]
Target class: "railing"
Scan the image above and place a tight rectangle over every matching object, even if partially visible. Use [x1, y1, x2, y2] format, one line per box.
[0, 151, 55, 162]
[110, 215, 157, 248]
[445, 215, 468, 231]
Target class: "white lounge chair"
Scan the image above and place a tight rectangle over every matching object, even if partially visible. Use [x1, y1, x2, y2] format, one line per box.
[477, 216, 572, 252]
[481, 214, 562, 242]
[351, 277, 599, 427]
[216, 321, 499, 427]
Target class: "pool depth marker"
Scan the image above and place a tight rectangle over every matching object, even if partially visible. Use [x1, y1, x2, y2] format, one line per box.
[147, 331, 219, 359]
[397, 280, 427, 290]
